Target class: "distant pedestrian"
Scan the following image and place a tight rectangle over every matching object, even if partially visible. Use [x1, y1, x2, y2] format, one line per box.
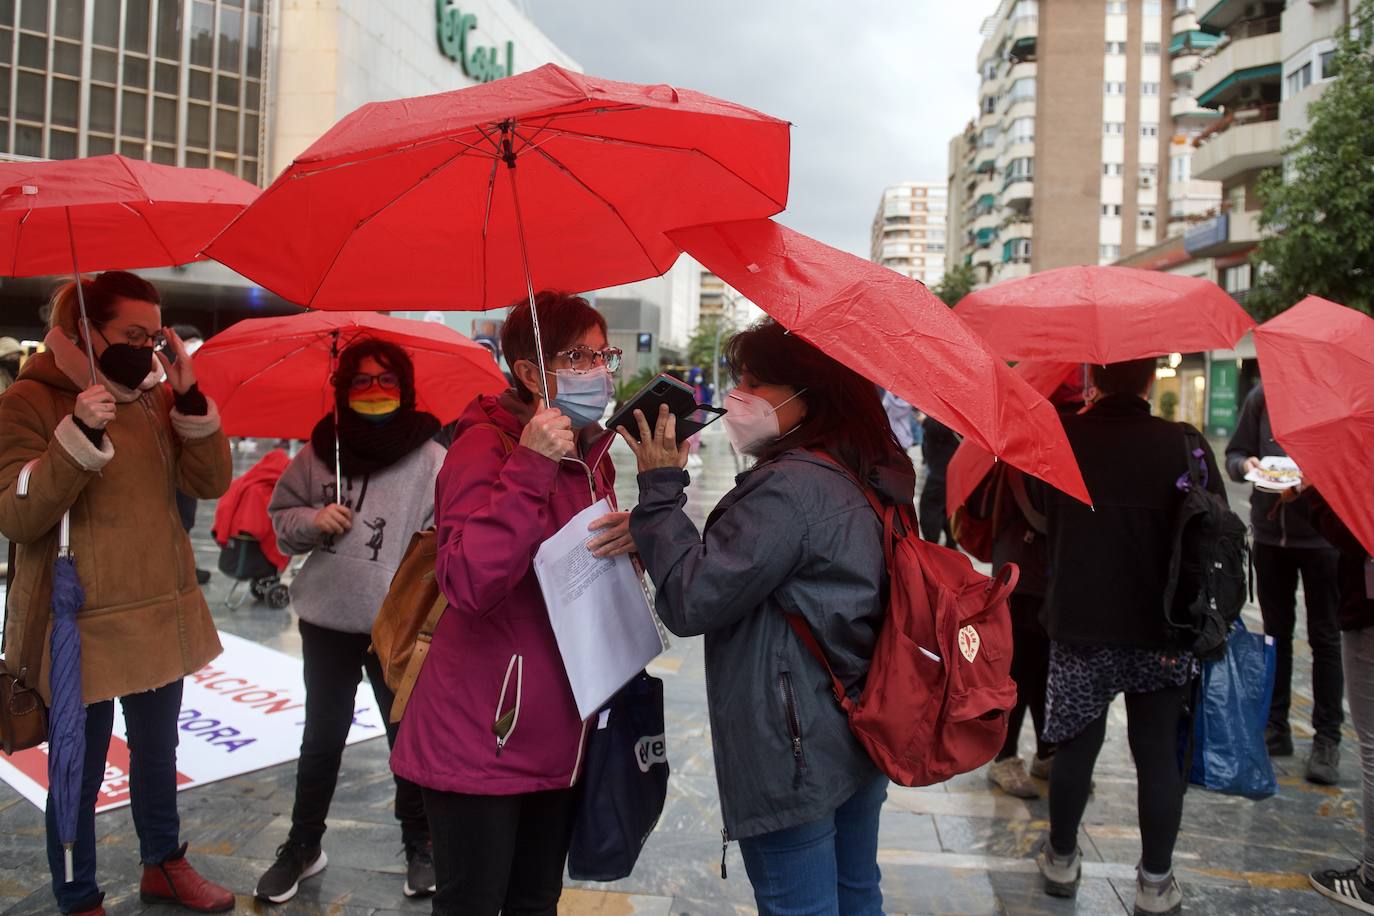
[918, 414, 959, 546]
[256, 338, 445, 904]
[0, 336, 22, 393]
[1226, 382, 1343, 784]
[625, 319, 915, 915]
[1032, 358, 1227, 916]
[881, 388, 916, 451]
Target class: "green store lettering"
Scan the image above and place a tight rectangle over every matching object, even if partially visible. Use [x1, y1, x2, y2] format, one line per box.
[435, 0, 515, 83]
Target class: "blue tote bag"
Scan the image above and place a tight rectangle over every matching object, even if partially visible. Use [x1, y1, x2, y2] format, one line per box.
[1189, 620, 1278, 799]
[567, 672, 669, 881]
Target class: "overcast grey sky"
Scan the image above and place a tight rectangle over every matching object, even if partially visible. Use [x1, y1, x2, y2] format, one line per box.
[521, 1, 996, 259]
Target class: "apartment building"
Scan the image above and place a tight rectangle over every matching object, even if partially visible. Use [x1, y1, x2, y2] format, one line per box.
[947, 0, 1225, 288]
[869, 181, 948, 286]
[1182, 0, 1346, 302]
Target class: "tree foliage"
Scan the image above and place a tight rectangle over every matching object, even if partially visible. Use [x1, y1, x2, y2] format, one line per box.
[1250, 0, 1374, 317]
[933, 262, 976, 308]
[686, 315, 737, 372]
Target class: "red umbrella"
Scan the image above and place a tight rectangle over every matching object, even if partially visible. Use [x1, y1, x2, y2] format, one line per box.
[667, 218, 1091, 504]
[954, 265, 1255, 363]
[195, 311, 508, 440]
[0, 154, 257, 277]
[204, 63, 789, 399]
[945, 362, 1084, 512]
[1253, 296, 1374, 556]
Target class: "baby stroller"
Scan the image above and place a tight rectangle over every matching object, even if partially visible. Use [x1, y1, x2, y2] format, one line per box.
[212, 448, 292, 610]
[218, 535, 290, 610]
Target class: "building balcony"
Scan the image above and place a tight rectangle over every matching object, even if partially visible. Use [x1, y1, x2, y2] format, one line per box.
[1170, 94, 1221, 121]
[1192, 112, 1281, 182]
[975, 177, 998, 199]
[1170, 30, 1219, 59]
[1199, 0, 1283, 35]
[1182, 205, 1263, 257]
[974, 212, 1000, 234]
[972, 246, 996, 267]
[996, 260, 1033, 281]
[1002, 220, 1033, 240]
[1193, 32, 1281, 108]
[1009, 15, 1037, 46]
[1003, 179, 1034, 207]
[1171, 52, 1200, 80]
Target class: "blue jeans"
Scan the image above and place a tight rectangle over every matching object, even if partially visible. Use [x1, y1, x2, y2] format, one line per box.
[738, 774, 888, 916]
[47, 679, 184, 913]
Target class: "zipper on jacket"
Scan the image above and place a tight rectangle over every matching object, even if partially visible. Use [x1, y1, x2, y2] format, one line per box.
[779, 671, 808, 789]
[720, 828, 730, 879]
[492, 654, 523, 756]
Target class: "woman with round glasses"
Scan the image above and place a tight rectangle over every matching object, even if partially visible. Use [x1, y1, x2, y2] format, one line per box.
[390, 290, 629, 914]
[256, 338, 446, 904]
[0, 271, 234, 915]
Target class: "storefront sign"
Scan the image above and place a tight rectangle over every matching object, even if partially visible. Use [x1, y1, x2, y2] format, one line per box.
[0, 633, 385, 813]
[1207, 359, 1240, 437]
[436, 1, 514, 83]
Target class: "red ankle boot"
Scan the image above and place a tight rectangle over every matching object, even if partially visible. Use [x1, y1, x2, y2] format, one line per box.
[140, 843, 235, 912]
[67, 892, 105, 916]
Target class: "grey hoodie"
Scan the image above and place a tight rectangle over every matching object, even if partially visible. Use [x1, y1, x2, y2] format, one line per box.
[631, 450, 915, 842]
[269, 440, 445, 634]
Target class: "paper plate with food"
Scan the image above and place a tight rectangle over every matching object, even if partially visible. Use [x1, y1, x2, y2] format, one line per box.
[1245, 456, 1303, 492]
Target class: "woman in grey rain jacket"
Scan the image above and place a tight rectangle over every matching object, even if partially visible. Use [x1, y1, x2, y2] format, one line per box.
[623, 319, 914, 916]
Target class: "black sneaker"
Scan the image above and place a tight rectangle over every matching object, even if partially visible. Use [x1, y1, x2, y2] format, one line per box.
[1307, 740, 1342, 786]
[255, 843, 326, 904]
[1266, 725, 1294, 757]
[404, 842, 436, 898]
[1311, 866, 1374, 914]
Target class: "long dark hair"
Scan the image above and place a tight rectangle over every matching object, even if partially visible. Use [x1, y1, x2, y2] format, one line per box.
[725, 319, 909, 482]
[331, 337, 417, 412]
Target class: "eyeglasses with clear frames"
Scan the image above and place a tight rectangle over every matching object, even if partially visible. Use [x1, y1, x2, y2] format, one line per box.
[552, 346, 623, 374]
[120, 327, 168, 352]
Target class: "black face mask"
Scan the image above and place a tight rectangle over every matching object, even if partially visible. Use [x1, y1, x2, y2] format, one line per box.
[97, 341, 155, 391]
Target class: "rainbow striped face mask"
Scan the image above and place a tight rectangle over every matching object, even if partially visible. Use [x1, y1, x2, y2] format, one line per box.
[348, 371, 402, 424]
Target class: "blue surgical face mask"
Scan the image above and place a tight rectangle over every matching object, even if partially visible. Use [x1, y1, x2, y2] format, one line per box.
[551, 367, 614, 429]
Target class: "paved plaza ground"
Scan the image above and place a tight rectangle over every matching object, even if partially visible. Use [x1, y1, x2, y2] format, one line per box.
[0, 428, 1364, 914]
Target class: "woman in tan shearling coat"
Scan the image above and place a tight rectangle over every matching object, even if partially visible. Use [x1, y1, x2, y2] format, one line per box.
[0, 271, 234, 915]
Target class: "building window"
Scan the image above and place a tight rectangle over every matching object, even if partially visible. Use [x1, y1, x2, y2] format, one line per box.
[1142, 82, 1160, 96]
[1287, 62, 1313, 97]
[1104, 162, 1123, 176]
[1105, 81, 1126, 95]
[1006, 157, 1034, 181]
[1104, 122, 1125, 135]
[1139, 207, 1157, 222]
[1009, 117, 1035, 144]
[1100, 244, 1122, 260]
[1176, 0, 1196, 9]
[1142, 123, 1159, 137]
[1320, 49, 1337, 79]
[1012, 0, 1038, 20]
[1171, 155, 1191, 184]
[1139, 164, 1158, 186]
[1106, 1, 1126, 14]
[1143, 0, 1161, 14]
[982, 95, 997, 115]
[1102, 204, 1122, 217]
[1005, 77, 1035, 106]
[1143, 42, 1161, 56]
[1105, 41, 1126, 55]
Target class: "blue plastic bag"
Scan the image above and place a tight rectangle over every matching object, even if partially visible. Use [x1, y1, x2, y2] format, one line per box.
[1189, 620, 1278, 799]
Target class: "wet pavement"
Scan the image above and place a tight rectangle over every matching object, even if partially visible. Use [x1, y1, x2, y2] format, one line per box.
[0, 428, 1361, 914]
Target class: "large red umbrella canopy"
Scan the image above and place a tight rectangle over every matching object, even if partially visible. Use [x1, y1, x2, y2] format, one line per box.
[1253, 296, 1374, 556]
[954, 265, 1255, 364]
[0, 154, 258, 276]
[945, 361, 1084, 512]
[195, 312, 508, 440]
[204, 63, 790, 310]
[668, 218, 1091, 504]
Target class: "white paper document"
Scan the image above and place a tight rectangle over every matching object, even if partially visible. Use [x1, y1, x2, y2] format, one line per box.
[534, 498, 665, 720]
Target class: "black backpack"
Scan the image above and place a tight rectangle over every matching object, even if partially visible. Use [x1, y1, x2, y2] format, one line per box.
[1162, 425, 1251, 661]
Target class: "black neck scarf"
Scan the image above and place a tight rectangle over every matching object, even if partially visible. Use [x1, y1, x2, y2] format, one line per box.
[310, 407, 440, 478]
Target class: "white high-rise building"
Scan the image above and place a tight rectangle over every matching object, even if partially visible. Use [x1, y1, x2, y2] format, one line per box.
[869, 181, 948, 287]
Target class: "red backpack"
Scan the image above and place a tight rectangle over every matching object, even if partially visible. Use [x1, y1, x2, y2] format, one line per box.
[787, 454, 1020, 787]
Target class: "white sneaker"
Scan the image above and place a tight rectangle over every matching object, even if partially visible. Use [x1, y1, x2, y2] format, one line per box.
[1134, 865, 1183, 915]
[1036, 840, 1081, 899]
[987, 757, 1040, 799]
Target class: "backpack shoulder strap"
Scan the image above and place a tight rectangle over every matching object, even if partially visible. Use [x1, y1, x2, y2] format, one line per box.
[1006, 469, 1046, 534]
[389, 586, 448, 724]
[469, 422, 516, 456]
[785, 612, 855, 713]
[1175, 422, 1209, 491]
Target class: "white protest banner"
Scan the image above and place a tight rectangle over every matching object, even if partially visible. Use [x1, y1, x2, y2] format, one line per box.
[0, 632, 387, 812]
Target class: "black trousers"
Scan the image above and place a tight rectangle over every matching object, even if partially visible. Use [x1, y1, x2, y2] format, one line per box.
[421, 786, 577, 916]
[288, 619, 428, 849]
[998, 593, 1052, 761]
[1254, 542, 1344, 743]
[918, 471, 956, 547]
[1049, 683, 1190, 875]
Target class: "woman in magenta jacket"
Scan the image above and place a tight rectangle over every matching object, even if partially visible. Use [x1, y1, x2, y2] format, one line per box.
[389, 291, 629, 915]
